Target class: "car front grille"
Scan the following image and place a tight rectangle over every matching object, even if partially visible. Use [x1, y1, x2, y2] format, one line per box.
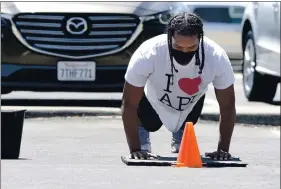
[12, 13, 140, 59]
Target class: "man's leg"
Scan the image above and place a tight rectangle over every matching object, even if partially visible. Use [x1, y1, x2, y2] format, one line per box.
[137, 94, 163, 152]
[171, 94, 206, 153]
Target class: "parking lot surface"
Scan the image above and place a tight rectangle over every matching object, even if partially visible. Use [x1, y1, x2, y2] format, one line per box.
[2, 117, 280, 189]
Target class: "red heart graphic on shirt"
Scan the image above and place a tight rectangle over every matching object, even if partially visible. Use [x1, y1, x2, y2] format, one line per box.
[178, 76, 202, 95]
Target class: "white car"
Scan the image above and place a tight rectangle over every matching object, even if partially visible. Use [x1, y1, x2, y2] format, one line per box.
[241, 2, 280, 103]
[184, 2, 247, 60]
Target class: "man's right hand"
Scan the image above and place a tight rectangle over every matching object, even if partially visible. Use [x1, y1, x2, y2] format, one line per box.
[130, 150, 159, 160]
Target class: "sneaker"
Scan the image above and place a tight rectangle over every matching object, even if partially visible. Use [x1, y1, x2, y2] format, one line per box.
[138, 126, 152, 153]
[171, 129, 184, 153]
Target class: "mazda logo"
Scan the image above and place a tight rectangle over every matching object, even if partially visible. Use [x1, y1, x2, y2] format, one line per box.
[66, 17, 88, 35]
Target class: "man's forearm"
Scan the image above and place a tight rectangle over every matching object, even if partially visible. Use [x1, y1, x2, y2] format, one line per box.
[121, 103, 141, 153]
[218, 105, 236, 152]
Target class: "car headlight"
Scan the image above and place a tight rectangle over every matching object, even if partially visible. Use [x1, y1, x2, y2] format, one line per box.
[1, 13, 12, 39]
[1, 13, 12, 28]
[157, 11, 173, 25]
[141, 6, 188, 25]
[1, 17, 9, 27]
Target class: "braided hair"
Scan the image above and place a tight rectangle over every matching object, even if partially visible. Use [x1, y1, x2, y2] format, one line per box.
[166, 12, 205, 85]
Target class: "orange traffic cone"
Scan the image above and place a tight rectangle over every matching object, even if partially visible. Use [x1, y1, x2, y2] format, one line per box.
[175, 122, 202, 168]
[175, 122, 189, 167]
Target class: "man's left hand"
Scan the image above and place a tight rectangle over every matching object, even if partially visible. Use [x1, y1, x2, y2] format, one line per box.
[205, 150, 232, 160]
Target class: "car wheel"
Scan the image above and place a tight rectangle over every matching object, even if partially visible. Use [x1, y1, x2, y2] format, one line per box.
[1, 88, 12, 95]
[242, 31, 278, 103]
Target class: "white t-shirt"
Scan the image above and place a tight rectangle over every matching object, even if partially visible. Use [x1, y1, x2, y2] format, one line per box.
[125, 34, 235, 132]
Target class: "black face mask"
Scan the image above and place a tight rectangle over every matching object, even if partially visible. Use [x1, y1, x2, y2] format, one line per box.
[171, 48, 197, 65]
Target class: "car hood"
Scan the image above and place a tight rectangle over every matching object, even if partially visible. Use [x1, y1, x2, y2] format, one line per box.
[1, 2, 173, 16]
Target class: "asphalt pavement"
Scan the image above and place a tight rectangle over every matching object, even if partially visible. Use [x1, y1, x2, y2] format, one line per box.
[1, 71, 280, 188]
[1, 117, 280, 189]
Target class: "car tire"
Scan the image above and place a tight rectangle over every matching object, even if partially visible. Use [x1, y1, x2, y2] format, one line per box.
[1, 88, 12, 95]
[242, 31, 278, 103]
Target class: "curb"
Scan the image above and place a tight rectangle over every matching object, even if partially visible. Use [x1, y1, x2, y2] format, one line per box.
[199, 113, 280, 126]
[15, 109, 280, 126]
[2, 105, 280, 126]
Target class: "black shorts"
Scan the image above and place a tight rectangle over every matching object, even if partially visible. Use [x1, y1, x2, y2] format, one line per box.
[137, 94, 205, 132]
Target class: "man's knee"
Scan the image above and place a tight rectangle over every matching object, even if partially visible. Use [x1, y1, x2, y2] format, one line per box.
[141, 122, 162, 132]
[137, 95, 163, 132]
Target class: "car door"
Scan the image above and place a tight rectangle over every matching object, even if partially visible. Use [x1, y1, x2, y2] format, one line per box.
[255, 2, 280, 77]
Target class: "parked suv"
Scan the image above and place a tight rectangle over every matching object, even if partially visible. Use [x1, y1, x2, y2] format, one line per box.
[241, 2, 280, 103]
[1, 2, 188, 94]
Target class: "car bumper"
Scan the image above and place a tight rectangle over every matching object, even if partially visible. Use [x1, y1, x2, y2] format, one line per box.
[1, 63, 128, 92]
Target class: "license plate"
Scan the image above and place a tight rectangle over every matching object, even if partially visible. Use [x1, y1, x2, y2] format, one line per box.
[57, 61, 96, 81]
